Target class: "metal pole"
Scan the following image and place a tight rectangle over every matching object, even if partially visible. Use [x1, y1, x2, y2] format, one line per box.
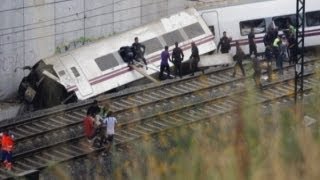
[294, 0, 305, 103]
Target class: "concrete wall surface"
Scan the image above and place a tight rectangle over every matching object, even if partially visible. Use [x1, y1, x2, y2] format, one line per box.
[0, 0, 241, 101]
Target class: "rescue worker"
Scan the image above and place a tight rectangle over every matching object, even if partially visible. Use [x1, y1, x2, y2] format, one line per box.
[98, 104, 109, 121]
[132, 37, 148, 69]
[287, 21, 296, 38]
[1, 130, 14, 170]
[272, 35, 281, 71]
[288, 32, 297, 65]
[217, 31, 231, 54]
[159, 46, 171, 80]
[189, 42, 200, 76]
[103, 111, 117, 145]
[232, 41, 246, 77]
[248, 27, 258, 58]
[278, 39, 287, 75]
[171, 42, 184, 78]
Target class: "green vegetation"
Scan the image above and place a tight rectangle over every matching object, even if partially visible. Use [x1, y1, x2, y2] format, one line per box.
[54, 36, 104, 54]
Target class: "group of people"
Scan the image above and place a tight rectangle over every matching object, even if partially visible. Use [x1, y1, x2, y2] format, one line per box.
[0, 130, 14, 171]
[217, 20, 297, 87]
[83, 100, 117, 151]
[120, 36, 202, 80]
[263, 21, 297, 75]
[159, 42, 200, 80]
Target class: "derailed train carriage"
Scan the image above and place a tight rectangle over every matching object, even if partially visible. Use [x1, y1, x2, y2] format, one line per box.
[19, 8, 216, 109]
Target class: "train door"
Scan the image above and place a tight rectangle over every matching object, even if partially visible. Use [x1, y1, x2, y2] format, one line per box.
[201, 11, 220, 44]
[59, 54, 93, 97]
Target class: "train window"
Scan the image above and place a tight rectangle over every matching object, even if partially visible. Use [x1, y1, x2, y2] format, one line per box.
[95, 54, 119, 71]
[58, 70, 66, 76]
[306, 11, 320, 27]
[183, 23, 205, 39]
[70, 67, 80, 78]
[208, 25, 215, 36]
[273, 15, 296, 30]
[240, 19, 266, 36]
[141, 38, 163, 55]
[162, 30, 184, 47]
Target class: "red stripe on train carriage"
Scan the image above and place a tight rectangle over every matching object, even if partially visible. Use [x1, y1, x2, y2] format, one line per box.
[67, 35, 215, 92]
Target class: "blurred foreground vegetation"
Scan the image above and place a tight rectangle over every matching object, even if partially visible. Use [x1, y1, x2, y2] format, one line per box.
[111, 73, 320, 180]
[44, 63, 320, 180]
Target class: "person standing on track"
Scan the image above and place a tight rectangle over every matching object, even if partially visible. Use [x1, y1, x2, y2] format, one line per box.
[1, 130, 14, 171]
[172, 42, 184, 78]
[252, 57, 262, 88]
[103, 111, 117, 146]
[265, 45, 273, 81]
[248, 27, 258, 58]
[189, 42, 200, 76]
[83, 110, 98, 142]
[287, 32, 297, 65]
[232, 41, 246, 77]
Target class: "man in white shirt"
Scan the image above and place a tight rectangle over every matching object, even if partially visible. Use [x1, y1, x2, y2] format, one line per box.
[103, 111, 117, 144]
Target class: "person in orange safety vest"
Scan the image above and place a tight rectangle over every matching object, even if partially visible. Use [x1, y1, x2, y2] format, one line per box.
[1, 131, 14, 171]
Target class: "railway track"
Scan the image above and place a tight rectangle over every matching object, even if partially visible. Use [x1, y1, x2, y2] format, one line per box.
[0, 58, 319, 179]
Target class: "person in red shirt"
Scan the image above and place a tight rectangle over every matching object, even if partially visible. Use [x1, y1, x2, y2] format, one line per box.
[1, 130, 14, 170]
[83, 111, 97, 140]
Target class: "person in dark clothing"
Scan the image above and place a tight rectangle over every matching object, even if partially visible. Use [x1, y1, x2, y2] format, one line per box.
[189, 42, 200, 76]
[232, 41, 246, 77]
[217, 31, 231, 53]
[87, 100, 100, 116]
[132, 37, 148, 69]
[159, 46, 171, 80]
[171, 42, 184, 78]
[248, 28, 257, 58]
[265, 45, 273, 63]
[278, 39, 286, 75]
[287, 33, 297, 65]
[263, 32, 273, 47]
[265, 45, 273, 81]
[119, 46, 135, 66]
[270, 27, 279, 44]
[252, 57, 262, 88]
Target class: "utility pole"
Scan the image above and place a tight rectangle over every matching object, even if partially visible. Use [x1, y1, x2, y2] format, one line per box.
[294, 0, 305, 103]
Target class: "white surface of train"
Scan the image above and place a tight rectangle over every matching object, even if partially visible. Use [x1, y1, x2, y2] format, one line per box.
[199, 0, 320, 54]
[19, 8, 216, 108]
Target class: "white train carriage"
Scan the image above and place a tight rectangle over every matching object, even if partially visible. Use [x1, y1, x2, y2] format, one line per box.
[199, 0, 320, 55]
[20, 8, 216, 108]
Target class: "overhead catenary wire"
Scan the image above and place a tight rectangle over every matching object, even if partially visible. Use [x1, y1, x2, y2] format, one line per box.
[0, 3, 183, 46]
